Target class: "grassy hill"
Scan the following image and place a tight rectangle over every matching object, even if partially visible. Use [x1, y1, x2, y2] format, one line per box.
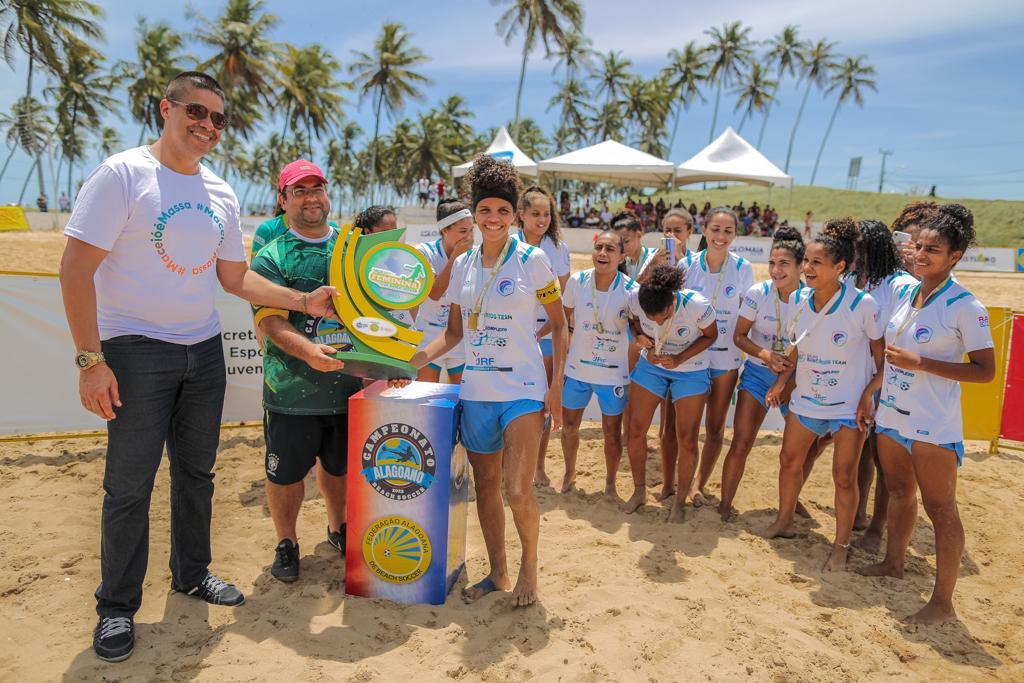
[631, 186, 1022, 247]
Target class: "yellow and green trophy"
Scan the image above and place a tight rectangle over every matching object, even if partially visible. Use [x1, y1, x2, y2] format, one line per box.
[328, 223, 434, 380]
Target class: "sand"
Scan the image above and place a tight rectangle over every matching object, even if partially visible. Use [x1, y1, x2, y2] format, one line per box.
[2, 231, 1022, 680]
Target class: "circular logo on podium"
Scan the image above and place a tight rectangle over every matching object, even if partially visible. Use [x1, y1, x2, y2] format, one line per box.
[360, 243, 432, 310]
[360, 423, 437, 501]
[362, 515, 432, 584]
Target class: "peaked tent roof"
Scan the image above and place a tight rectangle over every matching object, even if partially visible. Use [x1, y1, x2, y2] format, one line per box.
[675, 127, 792, 188]
[537, 140, 677, 187]
[452, 126, 538, 178]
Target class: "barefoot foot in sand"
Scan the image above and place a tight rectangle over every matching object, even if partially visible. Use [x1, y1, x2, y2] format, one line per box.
[668, 501, 687, 523]
[856, 560, 904, 579]
[795, 500, 812, 519]
[760, 521, 797, 539]
[511, 565, 538, 607]
[904, 602, 957, 626]
[621, 487, 647, 513]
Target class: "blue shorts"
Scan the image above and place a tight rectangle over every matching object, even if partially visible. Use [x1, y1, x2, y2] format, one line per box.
[737, 361, 789, 417]
[876, 426, 964, 467]
[427, 360, 466, 374]
[795, 413, 858, 437]
[539, 338, 553, 357]
[460, 399, 544, 454]
[709, 367, 734, 380]
[562, 376, 627, 416]
[630, 356, 710, 401]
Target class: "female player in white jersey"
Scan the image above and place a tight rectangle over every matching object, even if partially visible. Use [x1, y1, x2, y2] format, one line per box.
[415, 199, 475, 384]
[613, 210, 659, 282]
[762, 220, 885, 572]
[858, 204, 995, 625]
[677, 207, 754, 507]
[623, 265, 717, 520]
[717, 226, 804, 521]
[847, 219, 918, 551]
[515, 186, 571, 488]
[407, 155, 566, 607]
[560, 230, 637, 494]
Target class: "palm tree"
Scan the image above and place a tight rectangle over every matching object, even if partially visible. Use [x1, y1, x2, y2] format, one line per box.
[590, 100, 624, 143]
[9, 96, 52, 204]
[349, 22, 431, 203]
[493, 0, 583, 138]
[622, 76, 673, 156]
[0, 105, 22, 186]
[756, 24, 805, 148]
[810, 55, 877, 184]
[784, 38, 837, 173]
[550, 30, 593, 81]
[732, 61, 777, 135]
[703, 21, 754, 143]
[192, 0, 281, 142]
[504, 118, 550, 160]
[46, 38, 119, 203]
[431, 95, 476, 159]
[115, 19, 192, 144]
[97, 126, 120, 160]
[591, 50, 632, 109]
[547, 77, 591, 150]
[662, 40, 707, 154]
[278, 43, 347, 157]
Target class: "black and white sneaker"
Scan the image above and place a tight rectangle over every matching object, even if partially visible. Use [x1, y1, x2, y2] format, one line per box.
[327, 524, 346, 556]
[271, 539, 300, 582]
[175, 571, 245, 606]
[93, 616, 134, 662]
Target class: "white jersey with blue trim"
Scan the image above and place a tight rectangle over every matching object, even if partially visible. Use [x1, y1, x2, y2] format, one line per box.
[447, 236, 559, 402]
[517, 231, 570, 340]
[845, 270, 919, 324]
[627, 288, 716, 373]
[563, 269, 638, 385]
[875, 279, 994, 445]
[679, 250, 755, 371]
[737, 279, 798, 369]
[414, 238, 463, 363]
[625, 245, 658, 280]
[788, 283, 883, 420]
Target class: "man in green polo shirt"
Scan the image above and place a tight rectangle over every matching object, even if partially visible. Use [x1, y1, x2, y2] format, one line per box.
[249, 159, 362, 582]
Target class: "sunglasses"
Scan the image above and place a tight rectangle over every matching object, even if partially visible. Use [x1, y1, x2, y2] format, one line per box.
[168, 99, 228, 130]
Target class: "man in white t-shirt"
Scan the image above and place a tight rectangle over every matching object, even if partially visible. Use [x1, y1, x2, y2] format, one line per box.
[59, 72, 337, 664]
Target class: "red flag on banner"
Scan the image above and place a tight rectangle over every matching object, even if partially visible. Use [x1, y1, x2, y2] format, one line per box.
[1000, 314, 1024, 441]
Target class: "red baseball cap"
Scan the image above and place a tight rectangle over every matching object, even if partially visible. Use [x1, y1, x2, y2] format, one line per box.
[278, 159, 328, 191]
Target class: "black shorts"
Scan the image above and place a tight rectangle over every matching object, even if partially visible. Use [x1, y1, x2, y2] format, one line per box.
[263, 411, 348, 485]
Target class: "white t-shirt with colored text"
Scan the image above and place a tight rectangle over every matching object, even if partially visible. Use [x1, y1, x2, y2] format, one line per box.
[563, 269, 637, 386]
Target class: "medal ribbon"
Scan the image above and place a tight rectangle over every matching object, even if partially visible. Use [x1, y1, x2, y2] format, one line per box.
[590, 270, 615, 334]
[654, 293, 681, 355]
[470, 238, 513, 327]
[893, 276, 951, 340]
[789, 285, 844, 349]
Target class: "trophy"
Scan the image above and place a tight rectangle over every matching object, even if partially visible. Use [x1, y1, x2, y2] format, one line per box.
[328, 223, 434, 380]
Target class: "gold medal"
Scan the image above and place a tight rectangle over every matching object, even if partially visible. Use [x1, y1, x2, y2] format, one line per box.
[596, 322, 605, 334]
[467, 313, 479, 330]
[772, 339, 785, 354]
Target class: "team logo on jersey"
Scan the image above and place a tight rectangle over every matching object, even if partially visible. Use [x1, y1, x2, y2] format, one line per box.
[978, 315, 990, 328]
[613, 385, 625, 398]
[360, 423, 437, 501]
[724, 285, 736, 298]
[676, 326, 689, 337]
[362, 515, 432, 584]
[496, 278, 515, 296]
[831, 331, 848, 347]
[914, 326, 933, 344]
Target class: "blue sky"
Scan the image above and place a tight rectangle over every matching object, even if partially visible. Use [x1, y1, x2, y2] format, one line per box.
[2, 0, 1023, 203]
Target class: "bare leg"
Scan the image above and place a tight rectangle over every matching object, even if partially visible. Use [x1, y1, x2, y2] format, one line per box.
[857, 432, 888, 552]
[823, 426, 867, 572]
[503, 411, 546, 607]
[690, 369, 738, 506]
[906, 443, 963, 624]
[315, 463, 345, 535]
[854, 435, 875, 531]
[559, 407, 585, 493]
[718, 390, 768, 521]
[266, 479, 305, 544]
[533, 355, 554, 488]
[669, 393, 708, 523]
[657, 394, 677, 500]
[761, 413, 818, 538]
[858, 433, 917, 578]
[622, 382, 663, 513]
[601, 411, 624, 497]
[796, 434, 829, 518]
[462, 449, 511, 602]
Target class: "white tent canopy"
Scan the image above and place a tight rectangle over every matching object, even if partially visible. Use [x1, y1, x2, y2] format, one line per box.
[675, 127, 792, 188]
[452, 126, 538, 178]
[537, 140, 677, 187]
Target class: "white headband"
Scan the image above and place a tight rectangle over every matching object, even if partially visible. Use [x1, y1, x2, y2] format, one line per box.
[436, 208, 472, 230]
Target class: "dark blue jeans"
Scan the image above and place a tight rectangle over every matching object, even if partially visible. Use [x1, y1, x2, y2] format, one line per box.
[95, 333, 226, 618]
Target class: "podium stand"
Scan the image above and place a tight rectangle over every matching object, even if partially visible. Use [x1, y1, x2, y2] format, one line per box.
[345, 381, 468, 605]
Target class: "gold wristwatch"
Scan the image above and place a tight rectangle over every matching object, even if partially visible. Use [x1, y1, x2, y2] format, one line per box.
[74, 350, 105, 370]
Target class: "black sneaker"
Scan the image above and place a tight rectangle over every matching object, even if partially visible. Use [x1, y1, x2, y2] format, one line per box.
[93, 616, 134, 662]
[271, 539, 300, 582]
[177, 571, 245, 606]
[327, 524, 346, 556]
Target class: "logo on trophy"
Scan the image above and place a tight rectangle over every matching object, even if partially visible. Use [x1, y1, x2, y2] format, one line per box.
[329, 223, 433, 379]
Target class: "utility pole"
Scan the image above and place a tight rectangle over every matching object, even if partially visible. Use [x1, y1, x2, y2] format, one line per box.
[879, 148, 894, 193]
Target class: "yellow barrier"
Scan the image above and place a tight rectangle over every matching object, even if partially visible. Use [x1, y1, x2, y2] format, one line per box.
[961, 306, 1012, 452]
[0, 206, 29, 231]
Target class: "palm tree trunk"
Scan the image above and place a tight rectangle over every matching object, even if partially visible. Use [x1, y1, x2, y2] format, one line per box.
[708, 80, 723, 143]
[737, 110, 749, 134]
[18, 157, 38, 204]
[137, 126, 146, 146]
[784, 79, 813, 173]
[368, 87, 385, 205]
[0, 145, 17, 184]
[810, 98, 842, 185]
[511, 38, 530, 140]
[668, 98, 684, 156]
[756, 101, 772, 148]
[25, 36, 34, 99]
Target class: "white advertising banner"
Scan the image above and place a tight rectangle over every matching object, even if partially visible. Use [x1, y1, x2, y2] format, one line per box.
[0, 275, 264, 435]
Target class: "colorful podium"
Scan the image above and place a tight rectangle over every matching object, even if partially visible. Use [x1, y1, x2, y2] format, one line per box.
[345, 381, 468, 605]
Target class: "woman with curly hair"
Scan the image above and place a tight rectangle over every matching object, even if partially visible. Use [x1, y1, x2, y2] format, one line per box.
[858, 205, 995, 624]
[406, 155, 567, 607]
[890, 200, 938, 275]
